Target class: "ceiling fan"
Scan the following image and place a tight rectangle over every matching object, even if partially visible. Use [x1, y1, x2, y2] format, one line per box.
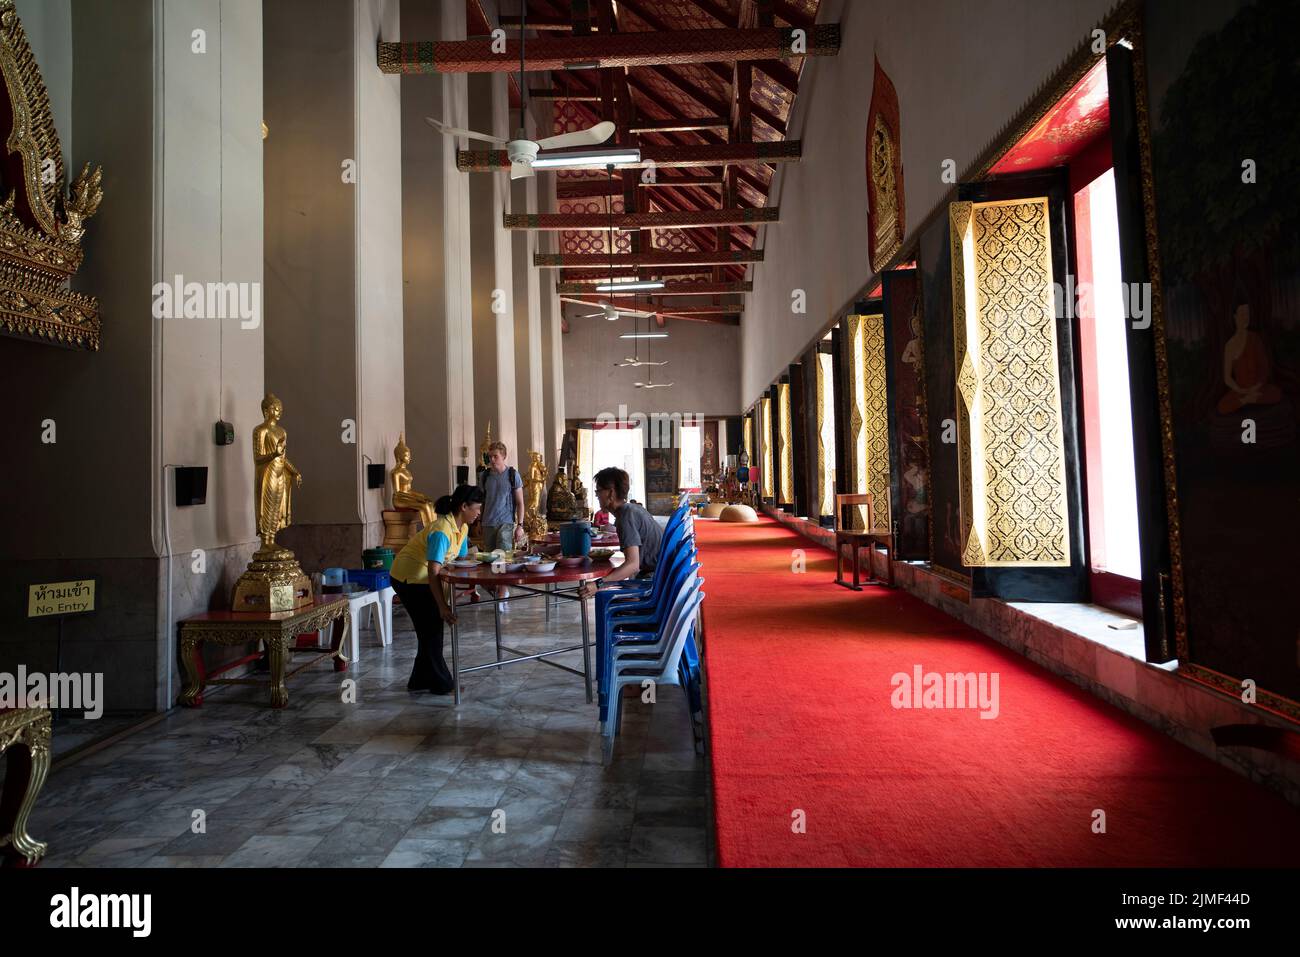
[630, 310, 672, 389]
[559, 297, 658, 323]
[425, 117, 616, 180]
[615, 356, 669, 368]
[424, 4, 617, 179]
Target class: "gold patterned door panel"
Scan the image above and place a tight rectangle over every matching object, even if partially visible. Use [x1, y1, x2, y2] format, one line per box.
[815, 350, 836, 519]
[949, 197, 1070, 566]
[760, 396, 773, 499]
[777, 381, 793, 505]
[845, 312, 891, 531]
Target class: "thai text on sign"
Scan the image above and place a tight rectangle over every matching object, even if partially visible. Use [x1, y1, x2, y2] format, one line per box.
[28, 579, 96, 617]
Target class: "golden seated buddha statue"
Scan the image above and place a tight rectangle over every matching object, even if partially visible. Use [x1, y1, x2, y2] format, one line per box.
[390, 433, 435, 528]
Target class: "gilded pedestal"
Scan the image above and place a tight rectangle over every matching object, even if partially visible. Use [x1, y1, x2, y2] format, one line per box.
[231, 544, 312, 613]
[382, 508, 420, 550]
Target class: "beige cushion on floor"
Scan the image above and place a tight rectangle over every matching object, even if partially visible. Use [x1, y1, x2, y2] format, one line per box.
[719, 504, 759, 523]
[702, 502, 729, 518]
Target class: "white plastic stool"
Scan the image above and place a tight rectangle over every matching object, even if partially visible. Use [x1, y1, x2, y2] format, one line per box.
[318, 587, 393, 661]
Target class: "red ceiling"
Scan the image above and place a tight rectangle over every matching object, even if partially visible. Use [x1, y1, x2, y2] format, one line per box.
[488, 0, 821, 293]
[989, 56, 1110, 175]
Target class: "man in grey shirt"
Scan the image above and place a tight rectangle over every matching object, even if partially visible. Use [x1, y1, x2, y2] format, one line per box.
[478, 441, 524, 607]
[578, 466, 662, 599]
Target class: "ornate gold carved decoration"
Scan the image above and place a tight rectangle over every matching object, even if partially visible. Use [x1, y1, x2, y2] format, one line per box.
[845, 313, 868, 529]
[760, 396, 773, 499]
[862, 313, 891, 532]
[866, 57, 904, 273]
[0, 0, 102, 350]
[950, 197, 1069, 566]
[845, 313, 890, 530]
[777, 381, 793, 505]
[815, 351, 836, 518]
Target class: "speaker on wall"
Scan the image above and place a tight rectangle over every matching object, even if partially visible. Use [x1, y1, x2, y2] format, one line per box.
[367, 463, 386, 489]
[455, 465, 470, 486]
[175, 466, 208, 507]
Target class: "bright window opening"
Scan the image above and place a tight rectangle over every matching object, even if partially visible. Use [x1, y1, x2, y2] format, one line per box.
[678, 424, 702, 490]
[1075, 167, 1142, 583]
[585, 425, 647, 510]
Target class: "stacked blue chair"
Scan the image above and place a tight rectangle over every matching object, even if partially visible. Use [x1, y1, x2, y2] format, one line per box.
[602, 577, 706, 758]
[595, 502, 696, 720]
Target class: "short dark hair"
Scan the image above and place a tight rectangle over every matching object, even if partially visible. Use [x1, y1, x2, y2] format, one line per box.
[593, 466, 629, 500]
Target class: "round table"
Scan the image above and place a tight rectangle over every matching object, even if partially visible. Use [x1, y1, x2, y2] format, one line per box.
[537, 531, 620, 549]
[438, 558, 621, 704]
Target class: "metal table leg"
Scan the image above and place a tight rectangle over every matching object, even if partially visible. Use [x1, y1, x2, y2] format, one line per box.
[452, 587, 462, 707]
[494, 596, 503, 670]
[581, 593, 593, 703]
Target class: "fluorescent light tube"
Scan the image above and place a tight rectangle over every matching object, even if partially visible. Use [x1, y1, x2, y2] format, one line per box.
[595, 280, 666, 292]
[619, 332, 668, 339]
[531, 148, 641, 169]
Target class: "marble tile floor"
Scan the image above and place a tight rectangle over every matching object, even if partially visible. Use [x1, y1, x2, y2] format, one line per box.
[19, 592, 709, 868]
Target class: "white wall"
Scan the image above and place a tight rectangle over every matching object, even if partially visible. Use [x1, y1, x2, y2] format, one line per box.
[355, 0, 404, 521]
[564, 311, 741, 419]
[741, 0, 1116, 406]
[159, 0, 264, 554]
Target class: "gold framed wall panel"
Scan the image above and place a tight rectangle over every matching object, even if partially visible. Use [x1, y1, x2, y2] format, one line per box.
[950, 197, 1070, 567]
[862, 313, 891, 532]
[760, 396, 773, 499]
[844, 314, 868, 529]
[777, 381, 793, 505]
[815, 351, 836, 518]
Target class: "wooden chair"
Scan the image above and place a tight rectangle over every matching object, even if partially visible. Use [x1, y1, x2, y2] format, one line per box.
[834, 492, 894, 589]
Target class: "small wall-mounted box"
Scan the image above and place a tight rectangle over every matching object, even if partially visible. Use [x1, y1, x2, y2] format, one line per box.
[214, 420, 235, 446]
[175, 466, 208, 507]
[367, 463, 386, 489]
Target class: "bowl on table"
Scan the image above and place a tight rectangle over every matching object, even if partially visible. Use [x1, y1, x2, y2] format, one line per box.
[556, 555, 587, 567]
[531, 560, 557, 573]
[588, 547, 616, 561]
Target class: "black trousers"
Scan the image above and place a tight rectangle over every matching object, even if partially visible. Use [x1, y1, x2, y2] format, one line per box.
[392, 579, 455, 693]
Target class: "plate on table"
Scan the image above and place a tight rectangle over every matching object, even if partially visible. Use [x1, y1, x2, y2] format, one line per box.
[557, 555, 587, 567]
[447, 559, 479, 569]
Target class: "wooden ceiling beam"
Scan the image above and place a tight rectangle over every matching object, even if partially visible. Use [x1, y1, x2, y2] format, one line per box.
[509, 205, 774, 231]
[628, 116, 728, 133]
[555, 280, 751, 294]
[376, 25, 840, 74]
[536, 249, 763, 268]
[458, 141, 800, 171]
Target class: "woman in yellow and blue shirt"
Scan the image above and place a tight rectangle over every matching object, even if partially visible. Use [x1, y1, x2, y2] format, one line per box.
[390, 484, 484, 693]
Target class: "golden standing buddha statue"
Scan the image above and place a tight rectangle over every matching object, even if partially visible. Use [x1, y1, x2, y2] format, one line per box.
[232, 392, 312, 612]
[524, 450, 548, 539]
[390, 433, 436, 528]
[252, 393, 301, 549]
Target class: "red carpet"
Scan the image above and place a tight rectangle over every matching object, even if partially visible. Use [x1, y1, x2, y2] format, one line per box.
[697, 517, 1300, 867]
